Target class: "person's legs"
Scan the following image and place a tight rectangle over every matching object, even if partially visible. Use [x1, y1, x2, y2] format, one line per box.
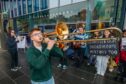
[14, 51, 18, 67]
[31, 77, 55, 84]
[120, 60, 126, 78]
[57, 50, 68, 69]
[101, 56, 109, 76]
[79, 48, 85, 64]
[46, 76, 55, 84]
[96, 56, 102, 75]
[10, 51, 15, 69]
[75, 48, 82, 67]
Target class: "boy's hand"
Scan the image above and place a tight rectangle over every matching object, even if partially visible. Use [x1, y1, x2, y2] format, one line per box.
[43, 38, 50, 43]
[47, 40, 55, 50]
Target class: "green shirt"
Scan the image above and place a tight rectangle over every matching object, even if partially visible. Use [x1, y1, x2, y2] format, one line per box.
[26, 43, 63, 82]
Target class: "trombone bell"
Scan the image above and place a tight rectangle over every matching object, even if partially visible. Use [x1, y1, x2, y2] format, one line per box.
[55, 22, 69, 40]
[44, 22, 69, 40]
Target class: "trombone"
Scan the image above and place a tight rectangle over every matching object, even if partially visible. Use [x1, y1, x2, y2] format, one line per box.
[43, 22, 122, 43]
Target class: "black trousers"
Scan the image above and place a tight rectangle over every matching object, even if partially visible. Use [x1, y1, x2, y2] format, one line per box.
[9, 51, 18, 68]
[74, 48, 85, 67]
[59, 50, 68, 65]
[119, 60, 126, 78]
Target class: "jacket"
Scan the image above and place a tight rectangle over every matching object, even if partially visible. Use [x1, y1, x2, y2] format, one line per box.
[26, 43, 63, 82]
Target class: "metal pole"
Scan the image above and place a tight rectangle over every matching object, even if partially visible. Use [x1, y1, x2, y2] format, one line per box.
[119, 0, 126, 30]
[39, 0, 41, 11]
[12, 0, 15, 17]
[21, 0, 23, 15]
[16, 0, 18, 16]
[113, 0, 119, 26]
[9, 0, 12, 18]
[26, 0, 28, 14]
[32, 0, 34, 13]
[86, 0, 93, 31]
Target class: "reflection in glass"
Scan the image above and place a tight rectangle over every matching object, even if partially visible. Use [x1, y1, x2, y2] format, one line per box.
[60, 0, 71, 6]
[22, 0, 26, 14]
[28, 0, 32, 13]
[18, 0, 21, 16]
[34, 0, 39, 11]
[41, 0, 48, 9]
[49, 0, 58, 8]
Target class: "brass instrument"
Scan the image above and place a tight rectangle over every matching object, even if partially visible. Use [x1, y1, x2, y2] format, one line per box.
[43, 22, 122, 43]
[43, 22, 69, 40]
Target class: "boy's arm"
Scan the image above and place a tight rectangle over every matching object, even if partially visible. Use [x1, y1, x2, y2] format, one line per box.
[26, 48, 50, 69]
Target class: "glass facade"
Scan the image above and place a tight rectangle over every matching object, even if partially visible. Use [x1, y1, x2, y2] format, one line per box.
[49, 0, 58, 8]
[34, 0, 39, 11]
[18, 0, 21, 16]
[0, 0, 125, 33]
[22, 0, 26, 14]
[41, 0, 48, 9]
[28, 0, 32, 13]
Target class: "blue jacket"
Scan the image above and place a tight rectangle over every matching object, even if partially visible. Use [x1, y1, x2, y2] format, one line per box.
[74, 34, 89, 48]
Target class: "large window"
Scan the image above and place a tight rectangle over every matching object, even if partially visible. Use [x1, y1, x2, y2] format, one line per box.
[49, 0, 58, 8]
[41, 0, 48, 9]
[18, 0, 21, 16]
[22, 0, 26, 14]
[34, 0, 39, 11]
[28, 0, 32, 13]
[60, 0, 71, 6]
[91, 0, 116, 21]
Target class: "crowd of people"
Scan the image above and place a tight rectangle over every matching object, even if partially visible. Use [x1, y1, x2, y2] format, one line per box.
[5, 22, 126, 84]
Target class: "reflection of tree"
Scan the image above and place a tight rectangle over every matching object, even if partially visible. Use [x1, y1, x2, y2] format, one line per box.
[78, 9, 86, 21]
[17, 19, 28, 33]
[93, 1, 105, 20]
[69, 15, 79, 22]
[55, 15, 67, 22]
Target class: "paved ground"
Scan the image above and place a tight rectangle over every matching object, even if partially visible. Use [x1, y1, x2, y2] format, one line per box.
[0, 49, 125, 84]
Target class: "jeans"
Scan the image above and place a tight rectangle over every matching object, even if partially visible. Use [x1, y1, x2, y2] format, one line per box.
[31, 77, 55, 84]
[96, 56, 109, 76]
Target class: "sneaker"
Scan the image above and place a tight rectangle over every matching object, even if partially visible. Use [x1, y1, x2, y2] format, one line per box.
[57, 64, 62, 68]
[62, 65, 67, 70]
[87, 63, 90, 66]
[15, 66, 22, 70]
[11, 68, 18, 72]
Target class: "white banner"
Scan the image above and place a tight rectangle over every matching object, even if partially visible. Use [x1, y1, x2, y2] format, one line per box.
[17, 36, 27, 49]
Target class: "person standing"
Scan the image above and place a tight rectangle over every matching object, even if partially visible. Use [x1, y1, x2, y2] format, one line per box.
[6, 29, 21, 71]
[26, 28, 63, 84]
[96, 30, 112, 76]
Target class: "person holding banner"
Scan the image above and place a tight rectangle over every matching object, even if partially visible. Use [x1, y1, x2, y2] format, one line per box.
[88, 31, 102, 66]
[96, 30, 112, 76]
[26, 28, 63, 84]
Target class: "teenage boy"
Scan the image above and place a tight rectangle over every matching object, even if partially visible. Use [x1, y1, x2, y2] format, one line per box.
[26, 28, 63, 84]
